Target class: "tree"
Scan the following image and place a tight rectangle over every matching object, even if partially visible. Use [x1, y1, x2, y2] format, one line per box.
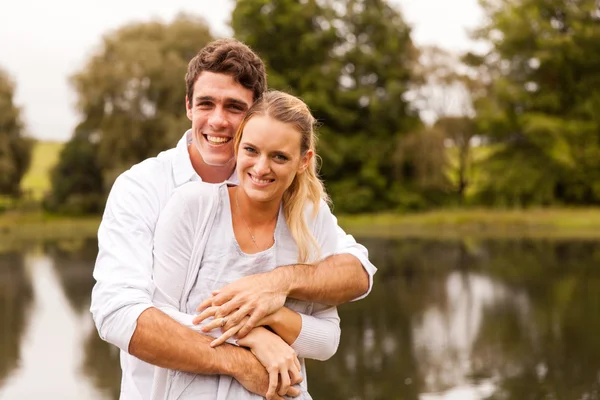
[69, 14, 213, 189]
[468, 0, 600, 206]
[232, 0, 420, 212]
[0, 67, 32, 197]
[410, 46, 480, 203]
[45, 125, 104, 214]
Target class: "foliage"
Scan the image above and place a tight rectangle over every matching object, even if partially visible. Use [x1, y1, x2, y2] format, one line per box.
[232, 0, 421, 212]
[66, 14, 212, 189]
[45, 127, 104, 215]
[0, 67, 32, 197]
[468, 0, 600, 206]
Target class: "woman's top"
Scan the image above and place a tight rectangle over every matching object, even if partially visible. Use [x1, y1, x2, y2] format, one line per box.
[150, 182, 341, 400]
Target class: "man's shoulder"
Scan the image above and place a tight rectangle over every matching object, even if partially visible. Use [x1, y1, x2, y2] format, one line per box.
[108, 148, 177, 202]
[125, 148, 177, 180]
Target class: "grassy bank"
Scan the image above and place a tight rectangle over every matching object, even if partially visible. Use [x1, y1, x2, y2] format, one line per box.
[0, 211, 100, 251]
[338, 208, 600, 239]
[4, 208, 600, 247]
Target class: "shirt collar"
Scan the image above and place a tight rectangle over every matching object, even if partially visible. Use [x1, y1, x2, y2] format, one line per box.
[172, 130, 198, 187]
[172, 130, 240, 187]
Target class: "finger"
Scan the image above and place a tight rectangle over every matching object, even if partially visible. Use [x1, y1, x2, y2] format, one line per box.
[293, 355, 301, 373]
[192, 306, 219, 325]
[266, 369, 278, 400]
[210, 324, 243, 347]
[223, 305, 252, 328]
[238, 308, 265, 337]
[201, 317, 226, 333]
[196, 296, 215, 313]
[285, 385, 301, 397]
[224, 315, 248, 332]
[289, 364, 303, 386]
[213, 296, 245, 316]
[210, 290, 237, 307]
[278, 367, 291, 397]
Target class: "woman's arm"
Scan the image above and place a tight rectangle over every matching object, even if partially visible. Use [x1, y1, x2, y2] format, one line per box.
[261, 304, 340, 361]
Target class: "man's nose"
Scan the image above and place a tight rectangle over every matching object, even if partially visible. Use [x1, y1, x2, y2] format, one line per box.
[208, 107, 228, 129]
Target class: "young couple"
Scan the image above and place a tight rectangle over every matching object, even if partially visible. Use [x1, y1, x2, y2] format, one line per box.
[91, 39, 377, 400]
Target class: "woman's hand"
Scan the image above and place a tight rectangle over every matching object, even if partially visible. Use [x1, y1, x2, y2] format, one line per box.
[194, 306, 278, 347]
[237, 327, 303, 399]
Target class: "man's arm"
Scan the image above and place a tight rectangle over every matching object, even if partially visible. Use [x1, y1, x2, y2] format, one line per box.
[197, 201, 375, 337]
[131, 307, 276, 396]
[90, 170, 294, 398]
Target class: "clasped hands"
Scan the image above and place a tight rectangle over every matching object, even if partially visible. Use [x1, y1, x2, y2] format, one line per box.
[193, 273, 301, 399]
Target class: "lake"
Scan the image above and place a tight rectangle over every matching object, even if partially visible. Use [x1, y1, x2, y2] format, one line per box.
[1, 237, 599, 399]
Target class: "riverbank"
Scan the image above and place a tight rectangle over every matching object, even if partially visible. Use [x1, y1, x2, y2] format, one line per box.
[4, 208, 600, 246]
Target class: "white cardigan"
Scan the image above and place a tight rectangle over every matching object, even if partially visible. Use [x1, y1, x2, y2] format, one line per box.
[150, 182, 341, 399]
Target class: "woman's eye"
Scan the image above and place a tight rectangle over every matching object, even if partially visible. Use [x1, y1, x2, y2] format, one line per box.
[275, 155, 288, 162]
[244, 147, 257, 154]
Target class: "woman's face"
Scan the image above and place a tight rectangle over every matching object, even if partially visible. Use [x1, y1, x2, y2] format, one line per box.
[236, 115, 312, 205]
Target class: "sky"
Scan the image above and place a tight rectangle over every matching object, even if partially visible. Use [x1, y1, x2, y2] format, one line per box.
[0, 0, 484, 142]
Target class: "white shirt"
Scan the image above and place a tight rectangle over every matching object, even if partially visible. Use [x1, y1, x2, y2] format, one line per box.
[90, 130, 377, 400]
[150, 182, 341, 399]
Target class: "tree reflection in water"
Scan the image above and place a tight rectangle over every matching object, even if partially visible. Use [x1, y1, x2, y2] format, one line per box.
[45, 239, 121, 399]
[3, 238, 600, 399]
[0, 251, 33, 385]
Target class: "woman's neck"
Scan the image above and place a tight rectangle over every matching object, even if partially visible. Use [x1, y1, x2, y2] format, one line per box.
[234, 187, 280, 227]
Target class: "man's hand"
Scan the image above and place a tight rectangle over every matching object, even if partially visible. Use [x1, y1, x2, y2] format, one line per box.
[194, 271, 289, 338]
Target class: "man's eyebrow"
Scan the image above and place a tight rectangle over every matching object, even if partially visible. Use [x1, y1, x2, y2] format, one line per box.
[194, 95, 215, 103]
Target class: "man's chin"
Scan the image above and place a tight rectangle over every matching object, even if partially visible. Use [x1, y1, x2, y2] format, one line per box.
[201, 155, 235, 168]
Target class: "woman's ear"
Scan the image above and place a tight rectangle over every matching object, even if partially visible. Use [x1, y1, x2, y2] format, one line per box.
[298, 150, 314, 174]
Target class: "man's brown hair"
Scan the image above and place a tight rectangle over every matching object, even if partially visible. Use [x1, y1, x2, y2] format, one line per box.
[185, 38, 267, 105]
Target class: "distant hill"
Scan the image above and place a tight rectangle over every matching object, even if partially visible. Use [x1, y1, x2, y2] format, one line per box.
[21, 141, 64, 200]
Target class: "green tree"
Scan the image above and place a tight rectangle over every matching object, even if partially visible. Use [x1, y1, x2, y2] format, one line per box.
[68, 14, 213, 190]
[232, 0, 420, 212]
[468, 0, 600, 206]
[45, 125, 104, 214]
[0, 67, 32, 197]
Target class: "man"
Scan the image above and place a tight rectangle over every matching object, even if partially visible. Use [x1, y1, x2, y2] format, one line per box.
[90, 38, 376, 400]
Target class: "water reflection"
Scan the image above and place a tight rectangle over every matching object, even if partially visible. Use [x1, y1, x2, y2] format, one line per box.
[0, 252, 33, 385]
[1, 238, 600, 399]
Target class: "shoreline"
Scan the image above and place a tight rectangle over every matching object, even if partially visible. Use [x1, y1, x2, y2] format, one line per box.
[3, 208, 600, 245]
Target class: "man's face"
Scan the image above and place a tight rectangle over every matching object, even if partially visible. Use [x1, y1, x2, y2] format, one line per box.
[186, 71, 254, 167]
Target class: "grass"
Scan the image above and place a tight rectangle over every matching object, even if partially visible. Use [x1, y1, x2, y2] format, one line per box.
[20, 141, 64, 200]
[337, 208, 600, 239]
[5, 141, 600, 248]
[0, 210, 100, 252]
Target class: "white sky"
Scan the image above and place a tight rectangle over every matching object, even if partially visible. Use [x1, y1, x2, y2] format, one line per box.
[0, 0, 484, 142]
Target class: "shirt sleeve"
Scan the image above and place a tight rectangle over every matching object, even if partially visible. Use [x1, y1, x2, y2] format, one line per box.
[289, 200, 343, 360]
[90, 170, 161, 352]
[291, 304, 340, 361]
[330, 212, 377, 301]
[151, 188, 236, 345]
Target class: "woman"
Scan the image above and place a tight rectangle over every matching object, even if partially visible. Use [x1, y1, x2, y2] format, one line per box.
[150, 91, 341, 399]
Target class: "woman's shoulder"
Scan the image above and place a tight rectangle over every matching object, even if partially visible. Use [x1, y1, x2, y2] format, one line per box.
[303, 198, 333, 224]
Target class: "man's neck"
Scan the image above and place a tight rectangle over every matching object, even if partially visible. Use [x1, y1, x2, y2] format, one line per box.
[188, 144, 235, 184]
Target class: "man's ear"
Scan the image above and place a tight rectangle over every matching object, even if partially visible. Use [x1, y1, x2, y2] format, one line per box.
[185, 96, 192, 121]
[298, 150, 314, 174]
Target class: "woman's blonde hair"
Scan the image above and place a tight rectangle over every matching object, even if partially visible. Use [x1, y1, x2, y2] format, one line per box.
[234, 90, 329, 263]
